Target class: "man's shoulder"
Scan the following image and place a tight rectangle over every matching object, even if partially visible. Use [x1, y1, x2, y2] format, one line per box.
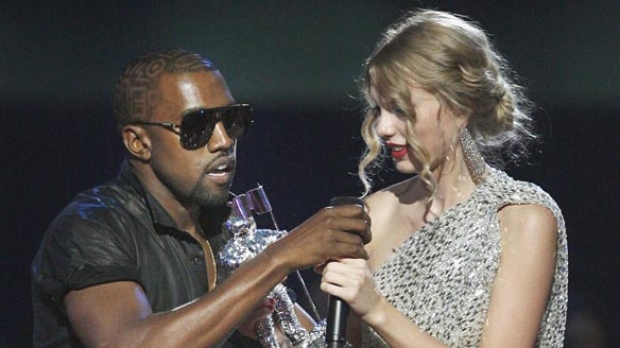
[44, 176, 147, 242]
[33, 176, 150, 288]
[70, 176, 141, 215]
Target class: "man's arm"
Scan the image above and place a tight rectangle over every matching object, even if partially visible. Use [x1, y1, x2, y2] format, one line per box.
[65, 204, 370, 348]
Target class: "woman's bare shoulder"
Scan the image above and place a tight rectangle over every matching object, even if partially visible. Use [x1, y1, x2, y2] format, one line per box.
[364, 177, 415, 235]
[365, 177, 416, 209]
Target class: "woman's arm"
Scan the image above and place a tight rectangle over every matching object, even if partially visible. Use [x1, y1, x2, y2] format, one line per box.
[480, 204, 557, 347]
[321, 259, 447, 348]
[321, 204, 557, 348]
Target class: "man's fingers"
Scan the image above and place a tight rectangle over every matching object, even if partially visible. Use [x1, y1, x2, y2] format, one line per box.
[329, 204, 365, 218]
[327, 206, 372, 245]
[337, 242, 368, 260]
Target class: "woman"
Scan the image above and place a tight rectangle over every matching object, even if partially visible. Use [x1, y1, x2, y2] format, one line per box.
[320, 10, 568, 347]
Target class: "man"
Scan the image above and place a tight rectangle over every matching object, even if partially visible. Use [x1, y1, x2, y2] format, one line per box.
[31, 49, 370, 347]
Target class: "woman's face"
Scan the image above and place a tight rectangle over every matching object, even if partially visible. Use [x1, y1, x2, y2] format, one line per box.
[370, 84, 461, 175]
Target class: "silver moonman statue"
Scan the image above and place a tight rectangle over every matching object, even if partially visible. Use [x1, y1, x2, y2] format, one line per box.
[218, 185, 326, 347]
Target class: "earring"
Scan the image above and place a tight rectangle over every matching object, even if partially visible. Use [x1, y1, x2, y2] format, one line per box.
[446, 134, 457, 162]
[460, 128, 486, 183]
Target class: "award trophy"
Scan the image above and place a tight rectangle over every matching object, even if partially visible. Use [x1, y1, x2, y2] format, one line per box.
[218, 184, 326, 347]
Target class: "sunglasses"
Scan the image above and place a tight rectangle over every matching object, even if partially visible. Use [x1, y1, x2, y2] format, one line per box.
[130, 104, 253, 150]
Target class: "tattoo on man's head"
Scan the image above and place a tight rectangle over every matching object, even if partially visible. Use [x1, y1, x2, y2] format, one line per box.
[113, 49, 217, 125]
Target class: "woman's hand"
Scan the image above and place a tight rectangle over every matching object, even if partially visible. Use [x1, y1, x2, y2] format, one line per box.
[320, 258, 382, 318]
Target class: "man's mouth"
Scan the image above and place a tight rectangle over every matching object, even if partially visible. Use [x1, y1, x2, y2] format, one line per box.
[206, 156, 236, 177]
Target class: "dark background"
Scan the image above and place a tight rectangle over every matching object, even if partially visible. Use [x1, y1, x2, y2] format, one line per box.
[2, 1, 619, 347]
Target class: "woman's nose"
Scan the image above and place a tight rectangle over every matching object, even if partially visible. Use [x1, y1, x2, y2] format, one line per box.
[375, 110, 397, 138]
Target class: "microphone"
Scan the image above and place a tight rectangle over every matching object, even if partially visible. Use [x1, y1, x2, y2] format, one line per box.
[326, 196, 364, 348]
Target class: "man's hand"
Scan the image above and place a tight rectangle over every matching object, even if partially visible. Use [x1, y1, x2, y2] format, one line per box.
[266, 204, 371, 272]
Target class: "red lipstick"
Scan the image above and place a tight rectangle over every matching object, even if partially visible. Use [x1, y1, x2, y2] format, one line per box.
[391, 147, 408, 159]
[386, 142, 408, 159]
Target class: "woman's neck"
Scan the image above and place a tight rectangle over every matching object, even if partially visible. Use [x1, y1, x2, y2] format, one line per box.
[427, 149, 478, 217]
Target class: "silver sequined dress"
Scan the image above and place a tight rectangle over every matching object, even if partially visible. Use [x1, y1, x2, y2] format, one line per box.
[362, 168, 568, 347]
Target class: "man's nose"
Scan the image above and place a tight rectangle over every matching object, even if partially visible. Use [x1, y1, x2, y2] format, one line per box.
[207, 122, 234, 152]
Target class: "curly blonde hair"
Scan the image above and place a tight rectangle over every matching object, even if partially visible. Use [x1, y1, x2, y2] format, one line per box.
[359, 9, 537, 196]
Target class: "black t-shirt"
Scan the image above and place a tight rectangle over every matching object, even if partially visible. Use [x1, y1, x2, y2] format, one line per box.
[31, 162, 257, 347]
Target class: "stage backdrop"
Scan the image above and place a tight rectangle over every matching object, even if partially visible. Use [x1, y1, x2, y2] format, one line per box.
[2, 1, 619, 347]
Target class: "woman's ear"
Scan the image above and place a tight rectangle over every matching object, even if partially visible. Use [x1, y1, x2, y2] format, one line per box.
[458, 115, 469, 130]
[122, 125, 151, 161]
[448, 106, 469, 130]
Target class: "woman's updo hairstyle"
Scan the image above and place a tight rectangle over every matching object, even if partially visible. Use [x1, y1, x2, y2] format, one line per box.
[359, 9, 537, 195]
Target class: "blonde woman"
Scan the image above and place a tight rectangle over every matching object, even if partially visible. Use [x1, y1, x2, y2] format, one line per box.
[320, 10, 568, 347]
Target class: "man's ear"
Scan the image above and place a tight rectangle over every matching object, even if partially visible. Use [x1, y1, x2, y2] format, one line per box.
[122, 125, 151, 161]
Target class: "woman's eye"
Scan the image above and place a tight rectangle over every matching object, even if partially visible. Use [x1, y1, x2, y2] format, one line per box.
[393, 107, 407, 118]
[389, 102, 405, 116]
[370, 106, 381, 117]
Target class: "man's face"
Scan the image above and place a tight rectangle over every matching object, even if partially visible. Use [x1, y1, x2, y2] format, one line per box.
[147, 70, 237, 209]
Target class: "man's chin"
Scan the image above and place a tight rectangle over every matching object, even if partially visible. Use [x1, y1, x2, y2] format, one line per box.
[192, 185, 231, 209]
[208, 191, 231, 208]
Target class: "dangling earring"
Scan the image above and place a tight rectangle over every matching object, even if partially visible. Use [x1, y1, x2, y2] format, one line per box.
[446, 133, 458, 162]
[460, 127, 486, 183]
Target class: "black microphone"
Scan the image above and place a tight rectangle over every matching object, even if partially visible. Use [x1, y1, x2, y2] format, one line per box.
[326, 196, 364, 348]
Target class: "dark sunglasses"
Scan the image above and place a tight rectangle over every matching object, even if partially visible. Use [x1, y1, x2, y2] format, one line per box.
[129, 104, 253, 150]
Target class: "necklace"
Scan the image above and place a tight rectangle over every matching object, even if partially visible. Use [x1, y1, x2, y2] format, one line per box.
[194, 228, 218, 291]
